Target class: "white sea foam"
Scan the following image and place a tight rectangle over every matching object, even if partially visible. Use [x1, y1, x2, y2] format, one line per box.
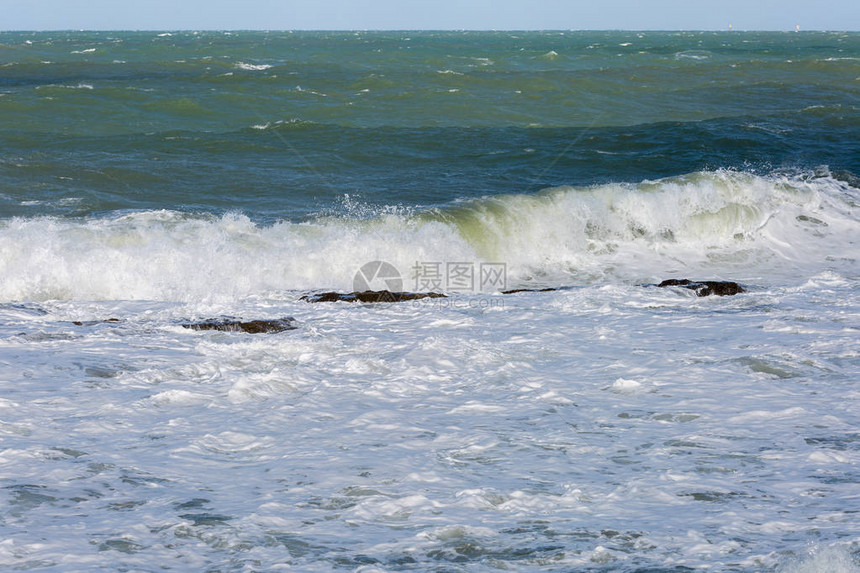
[36, 83, 94, 90]
[235, 62, 274, 71]
[610, 377, 642, 393]
[294, 85, 327, 97]
[779, 545, 860, 573]
[0, 171, 856, 302]
[675, 50, 712, 60]
[0, 262, 857, 570]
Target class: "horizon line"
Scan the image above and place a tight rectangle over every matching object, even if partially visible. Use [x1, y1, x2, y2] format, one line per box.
[1, 28, 856, 33]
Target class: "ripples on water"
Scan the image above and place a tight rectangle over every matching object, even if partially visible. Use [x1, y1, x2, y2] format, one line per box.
[0, 31, 858, 571]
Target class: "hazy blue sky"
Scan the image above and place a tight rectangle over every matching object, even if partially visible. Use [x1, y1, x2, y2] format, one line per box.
[2, 0, 858, 31]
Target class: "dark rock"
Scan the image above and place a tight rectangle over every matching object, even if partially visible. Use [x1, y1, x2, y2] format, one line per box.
[655, 279, 745, 297]
[178, 513, 233, 526]
[181, 317, 297, 334]
[301, 290, 447, 303]
[501, 287, 561, 294]
[71, 318, 121, 326]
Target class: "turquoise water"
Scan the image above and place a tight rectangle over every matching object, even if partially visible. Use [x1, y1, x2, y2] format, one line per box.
[1, 31, 857, 222]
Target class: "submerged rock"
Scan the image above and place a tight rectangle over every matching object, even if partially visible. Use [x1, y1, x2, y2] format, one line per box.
[655, 279, 745, 297]
[501, 281, 745, 297]
[71, 318, 121, 326]
[301, 290, 447, 303]
[298, 281, 744, 304]
[181, 317, 297, 334]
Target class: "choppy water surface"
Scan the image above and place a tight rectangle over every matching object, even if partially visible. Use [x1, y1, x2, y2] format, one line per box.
[0, 31, 858, 571]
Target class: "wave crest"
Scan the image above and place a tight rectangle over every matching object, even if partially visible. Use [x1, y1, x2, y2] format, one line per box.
[0, 170, 856, 302]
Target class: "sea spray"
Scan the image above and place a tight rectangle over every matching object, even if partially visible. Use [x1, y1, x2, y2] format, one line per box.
[2, 170, 856, 302]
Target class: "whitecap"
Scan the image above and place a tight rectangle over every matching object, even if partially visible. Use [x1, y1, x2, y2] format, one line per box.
[610, 378, 642, 394]
[0, 170, 856, 302]
[235, 62, 274, 71]
[674, 50, 711, 60]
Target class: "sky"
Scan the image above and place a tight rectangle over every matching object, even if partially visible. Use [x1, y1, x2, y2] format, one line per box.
[1, 0, 858, 31]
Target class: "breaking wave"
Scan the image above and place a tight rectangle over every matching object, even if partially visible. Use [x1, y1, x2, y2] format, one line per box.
[1, 170, 857, 302]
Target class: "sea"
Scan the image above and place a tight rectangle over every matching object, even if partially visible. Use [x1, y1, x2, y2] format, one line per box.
[0, 30, 859, 572]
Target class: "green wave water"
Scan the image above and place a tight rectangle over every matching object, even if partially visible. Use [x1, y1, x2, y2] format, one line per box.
[1, 31, 858, 223]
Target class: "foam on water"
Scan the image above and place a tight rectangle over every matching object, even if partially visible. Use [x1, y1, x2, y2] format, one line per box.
[0, 170, 856, 302]
[1, 271, 857, 570]
[235, 62, 274, 71]
[440, 169, 859, 285]
[780, 545, 860, 573]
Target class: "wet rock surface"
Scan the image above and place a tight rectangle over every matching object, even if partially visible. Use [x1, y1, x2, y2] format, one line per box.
[51, 281, 745, 335]
[654, 279, 746, 297]
[301, 290, 447, 303]
[501, 287, 563, 294]
[503, 280, 746, 297]
[71, 318, 121, 326]
[181, 318, 297, 333]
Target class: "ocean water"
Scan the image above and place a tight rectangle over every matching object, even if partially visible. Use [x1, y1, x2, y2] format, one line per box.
[0, 30, 859, 571]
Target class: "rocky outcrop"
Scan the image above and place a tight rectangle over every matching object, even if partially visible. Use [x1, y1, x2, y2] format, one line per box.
[63, 280, 745, 335]
[301, 290, 447, 303]
[502, 280, 746, 297]
[654, 279, 745, 297]
[501, 287, 561, 294]
[181, 318, 297, 333]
